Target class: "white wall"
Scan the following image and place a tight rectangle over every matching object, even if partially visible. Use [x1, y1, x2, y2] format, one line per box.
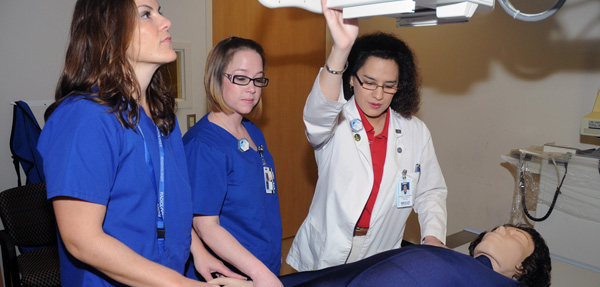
[358, 0, 600, 235]
[0, 0, 211, 192]
[161, 0, 212, 131]
[1, 0, 70, 190]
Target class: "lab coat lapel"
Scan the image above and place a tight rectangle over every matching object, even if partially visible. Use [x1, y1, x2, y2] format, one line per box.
[344, 99, 372, 167]
[383, 112, 404, 184]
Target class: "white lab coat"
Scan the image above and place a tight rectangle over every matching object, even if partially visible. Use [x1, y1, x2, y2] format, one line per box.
[286, 70, 448, 271]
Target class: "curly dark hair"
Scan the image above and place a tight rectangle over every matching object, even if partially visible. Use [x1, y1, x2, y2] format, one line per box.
[468, 224, 552, 287]
[342, 32, 421, 118]
[46, 0, 176, 136]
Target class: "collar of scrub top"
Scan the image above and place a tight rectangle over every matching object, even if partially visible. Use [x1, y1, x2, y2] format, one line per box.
[137, 121, 166, 249]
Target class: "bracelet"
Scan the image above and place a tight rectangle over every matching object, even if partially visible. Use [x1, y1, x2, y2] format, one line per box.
[325, 61, 348, 75]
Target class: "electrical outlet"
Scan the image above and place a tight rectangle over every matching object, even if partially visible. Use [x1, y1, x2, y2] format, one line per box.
[187, 114, 196, 131]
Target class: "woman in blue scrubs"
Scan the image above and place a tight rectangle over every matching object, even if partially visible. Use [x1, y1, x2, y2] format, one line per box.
[38, 0, 240, 286]
[183, 37, 283, 287]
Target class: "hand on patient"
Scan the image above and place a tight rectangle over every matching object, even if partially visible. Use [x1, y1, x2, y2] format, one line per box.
[209, 265, 280, 287]
[209, 277, 254, 287]
[194, 251, 246, 282]
[423, 236, 447, 249]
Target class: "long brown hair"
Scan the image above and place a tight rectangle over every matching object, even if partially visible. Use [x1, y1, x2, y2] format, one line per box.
[46, 0, 176, 136]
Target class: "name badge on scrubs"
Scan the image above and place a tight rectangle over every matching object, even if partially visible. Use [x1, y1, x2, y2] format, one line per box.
[238, 138, 250, 152]
[397, 179, 413, 208]
[264, 167, 275, 194]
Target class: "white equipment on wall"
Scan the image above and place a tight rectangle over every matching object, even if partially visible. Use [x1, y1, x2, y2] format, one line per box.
[535, 145, 600, 272]
[257, 0, 495, 26]
[503, 145, 600, 273]
[581, 90, 600, 137]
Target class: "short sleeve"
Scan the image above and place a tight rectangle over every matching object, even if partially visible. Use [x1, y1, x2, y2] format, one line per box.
[38, 98, 121, 205]
[184, 137, 229, 215]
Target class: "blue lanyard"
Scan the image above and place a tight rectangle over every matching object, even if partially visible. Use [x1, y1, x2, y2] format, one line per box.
[138, 125, 165, 250]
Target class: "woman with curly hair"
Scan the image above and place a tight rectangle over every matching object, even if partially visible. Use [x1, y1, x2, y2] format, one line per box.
[286, 0, 448, 271]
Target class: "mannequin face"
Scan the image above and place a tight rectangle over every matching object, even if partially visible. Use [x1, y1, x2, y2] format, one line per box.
[473, 226, 535, 279]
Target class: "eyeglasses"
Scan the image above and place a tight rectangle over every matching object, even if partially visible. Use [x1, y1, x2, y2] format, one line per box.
[353, 73, 398, 94]
[223, 73, 269, 87]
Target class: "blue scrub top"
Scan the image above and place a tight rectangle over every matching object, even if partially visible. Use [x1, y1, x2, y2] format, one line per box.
[183, 114, 282, 275]
[38, 95, 193, 286]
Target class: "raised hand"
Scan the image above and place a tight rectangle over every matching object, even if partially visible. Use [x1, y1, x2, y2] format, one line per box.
[321, 0, 359, 51]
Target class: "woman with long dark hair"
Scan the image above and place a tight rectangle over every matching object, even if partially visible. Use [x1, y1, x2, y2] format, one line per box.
[38, 0, 240, 285]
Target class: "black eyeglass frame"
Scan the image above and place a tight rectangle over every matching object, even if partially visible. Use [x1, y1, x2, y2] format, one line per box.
[223, 73, 269, 87]
[353, 73, 398, 94]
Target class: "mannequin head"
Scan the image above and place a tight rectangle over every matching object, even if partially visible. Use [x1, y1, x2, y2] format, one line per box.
[469, 224, 551, 287]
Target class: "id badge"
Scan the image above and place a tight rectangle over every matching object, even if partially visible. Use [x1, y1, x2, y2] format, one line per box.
[263, 167, 275, 194]
[397, 179, 413, 208]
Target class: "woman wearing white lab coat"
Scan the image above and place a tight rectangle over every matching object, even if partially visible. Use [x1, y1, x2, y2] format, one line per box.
[286, 0, 448, 272]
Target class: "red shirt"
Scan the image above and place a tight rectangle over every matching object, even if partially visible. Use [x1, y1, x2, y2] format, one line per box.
[356, 105, 390, 228]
